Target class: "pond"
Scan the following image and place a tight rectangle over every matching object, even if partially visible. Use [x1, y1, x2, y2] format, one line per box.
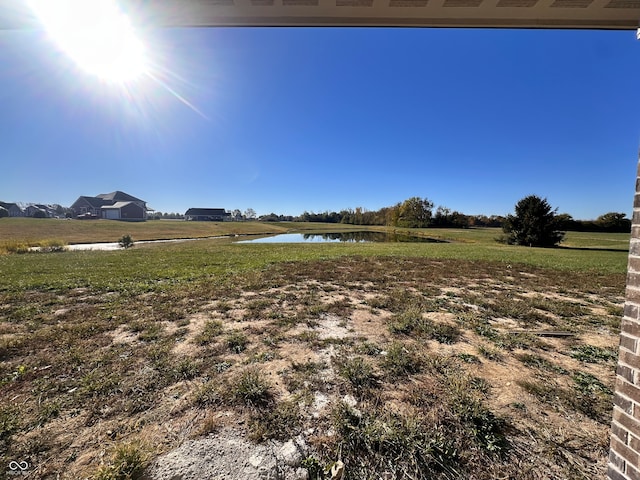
[236, 232, 448, 244]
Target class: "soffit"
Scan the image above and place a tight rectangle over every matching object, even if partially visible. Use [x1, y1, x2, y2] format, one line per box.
[0, 0, 638, 31]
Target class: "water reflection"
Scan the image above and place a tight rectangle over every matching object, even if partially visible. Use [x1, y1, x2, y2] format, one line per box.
[237, 232, 448, 244]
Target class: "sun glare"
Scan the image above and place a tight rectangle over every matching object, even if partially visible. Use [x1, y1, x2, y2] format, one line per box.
[28, 0, 148, 83]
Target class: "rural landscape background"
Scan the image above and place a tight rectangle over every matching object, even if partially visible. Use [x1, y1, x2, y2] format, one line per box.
[0, 215, 629, 478]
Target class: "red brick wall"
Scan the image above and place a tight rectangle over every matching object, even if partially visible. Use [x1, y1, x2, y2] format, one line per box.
[609, 163, 640, 479]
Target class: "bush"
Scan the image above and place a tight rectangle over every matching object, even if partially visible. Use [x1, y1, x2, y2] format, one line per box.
[502, 195, 564, 247]
[118, 235, 134, 249]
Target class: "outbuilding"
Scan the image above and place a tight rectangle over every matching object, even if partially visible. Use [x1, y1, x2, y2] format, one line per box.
[185, 208, 230, 221]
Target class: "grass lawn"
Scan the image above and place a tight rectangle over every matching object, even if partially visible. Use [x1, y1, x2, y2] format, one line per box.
[0, 220, 630, 479]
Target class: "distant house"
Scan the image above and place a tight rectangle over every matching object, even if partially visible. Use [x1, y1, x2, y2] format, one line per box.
[0, 202, 24, 217]
[101, 201, 147, 220]
[25, 205, 48, 218]
[23, 204, 59, 218]
[70, 196, 105, 217]
[70, 191, 149, 221]
[184, 208, 230, 221]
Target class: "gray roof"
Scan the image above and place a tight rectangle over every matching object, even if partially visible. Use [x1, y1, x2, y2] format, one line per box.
[73, 196, 106, 209]
[185, 208, 229, 216]
[0, 202, 21, 210]
[96, 191, 144, 203]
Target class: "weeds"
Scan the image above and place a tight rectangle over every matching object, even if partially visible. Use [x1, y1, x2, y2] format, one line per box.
[430, 323, 461, 344]
[569, 344, 617, 363]
[389, 307, 460, 344]
[477, 345, 502, 361]
[388, 305, 424, 334]
[38, 239, 68, 253]
[518, 373, 612, 423]
[381, 342, 422, 378]
[301, 456, 324, 480]
[453, 394, 505, 452]
[249, 399, 301, 441]
[173, 358, 200, 380]
[516, 353, 568, 374]
[195, 320, 224, 345]
[573, 371, 612, 396]
[527, 296, 588, 317]
[193, 381, 222, 407]
[329, 402, 459, 478]
[94, 442, 147, 480]
[229, 367, 272, 407]
[283, 360, 326, 393]
[226, 331, 249, 353]
[334, 356, 377, 392]
[0, 405, 19, 441]
[456, 353, 480, 364]
[355, 341, 382, 356]
[118, 235, 134, 249]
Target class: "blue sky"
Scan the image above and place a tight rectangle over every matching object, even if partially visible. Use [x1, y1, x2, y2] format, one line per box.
[1, 26, 638, 218]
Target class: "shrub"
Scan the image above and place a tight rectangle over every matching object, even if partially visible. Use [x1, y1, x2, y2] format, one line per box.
[118, 235, 134, 249]
[502, 195, 564, 247]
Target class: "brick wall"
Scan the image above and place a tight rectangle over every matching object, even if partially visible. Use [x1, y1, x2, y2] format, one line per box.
[609, 162, 640, 480]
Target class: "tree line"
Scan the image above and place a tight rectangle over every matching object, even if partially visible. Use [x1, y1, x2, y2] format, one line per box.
[296, 197, 505, 229]
[292, 196, 630, 234]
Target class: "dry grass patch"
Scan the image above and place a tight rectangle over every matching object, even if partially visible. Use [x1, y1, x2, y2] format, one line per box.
[0, 256, 624, 479]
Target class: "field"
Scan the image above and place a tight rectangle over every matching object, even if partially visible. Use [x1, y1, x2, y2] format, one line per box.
[0, 219, 629, 479]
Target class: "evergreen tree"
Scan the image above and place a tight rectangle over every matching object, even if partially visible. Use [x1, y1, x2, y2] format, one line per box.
[502, 195, 564, 247]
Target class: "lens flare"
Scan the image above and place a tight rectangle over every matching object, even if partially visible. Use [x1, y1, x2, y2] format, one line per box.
[28, 0, 147, 83]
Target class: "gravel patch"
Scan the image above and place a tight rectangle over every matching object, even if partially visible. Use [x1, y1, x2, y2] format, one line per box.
[144, 429, 309, 480]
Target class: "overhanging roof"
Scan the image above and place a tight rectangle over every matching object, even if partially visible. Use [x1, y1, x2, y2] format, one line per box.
[1, 0, 639, 30]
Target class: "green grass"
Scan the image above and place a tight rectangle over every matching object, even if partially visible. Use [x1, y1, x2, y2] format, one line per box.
[0, 231, 628, 295]
[560, 231, 630, 251]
